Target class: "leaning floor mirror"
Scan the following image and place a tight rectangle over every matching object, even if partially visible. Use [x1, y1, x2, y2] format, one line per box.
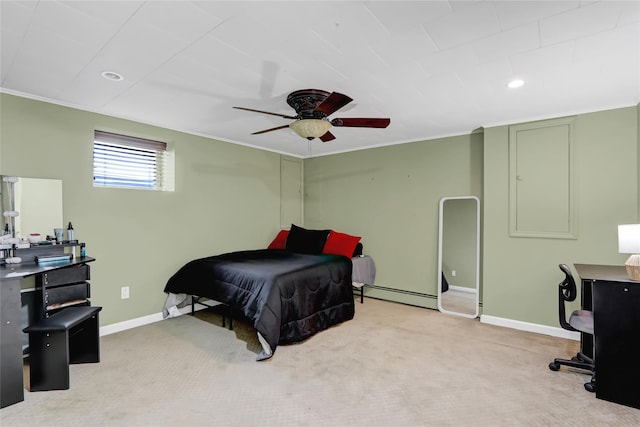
[437, 196, 480, 318]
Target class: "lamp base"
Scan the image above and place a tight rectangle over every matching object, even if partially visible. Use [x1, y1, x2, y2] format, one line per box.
[625, 254, 640, 281]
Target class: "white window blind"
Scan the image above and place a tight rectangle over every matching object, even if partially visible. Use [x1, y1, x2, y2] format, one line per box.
[93, 131, 173, 191]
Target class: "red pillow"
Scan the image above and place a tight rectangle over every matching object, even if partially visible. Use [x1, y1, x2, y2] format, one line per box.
[267, 229, 289, 249]
[322, 230, 361, 258]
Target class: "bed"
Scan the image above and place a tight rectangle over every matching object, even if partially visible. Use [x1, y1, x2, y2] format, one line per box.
[163, 225, 361, 360]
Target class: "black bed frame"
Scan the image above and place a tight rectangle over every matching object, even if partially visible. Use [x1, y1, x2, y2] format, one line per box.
[190, 296, 236, 329]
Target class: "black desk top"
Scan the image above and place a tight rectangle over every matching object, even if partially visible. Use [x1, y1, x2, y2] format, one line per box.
[0, 257, 95, 281]
[574, 264, 638, 283]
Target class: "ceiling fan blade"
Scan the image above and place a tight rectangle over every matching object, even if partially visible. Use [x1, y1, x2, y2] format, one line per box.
[233, 106, 297, 120]
[314, 92, 353, 116]
[331, 118, 390, 128]
[251, 124, 291, 135]
[319, 131, 336, 142]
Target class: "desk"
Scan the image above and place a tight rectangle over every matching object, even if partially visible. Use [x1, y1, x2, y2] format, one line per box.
[0, 257, 95, 408]
[574, 264, 640, 409]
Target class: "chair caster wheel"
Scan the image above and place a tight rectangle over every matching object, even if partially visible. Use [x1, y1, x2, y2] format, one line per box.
[584, 381, 596, 393]
[548, 362, 560, 371]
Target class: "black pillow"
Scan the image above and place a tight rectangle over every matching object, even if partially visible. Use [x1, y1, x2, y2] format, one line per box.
[352, 242, 363, 257]
[285, 224, 330, 255]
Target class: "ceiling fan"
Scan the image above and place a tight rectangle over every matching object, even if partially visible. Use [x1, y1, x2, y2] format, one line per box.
[233, 89, 390, 142]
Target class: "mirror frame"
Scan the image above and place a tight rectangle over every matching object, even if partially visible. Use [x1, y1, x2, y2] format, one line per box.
[437, 196, 480, 318]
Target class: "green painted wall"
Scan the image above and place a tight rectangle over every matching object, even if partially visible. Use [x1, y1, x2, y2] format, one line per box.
[305, 106, 638, 329]
[0, 93, 283, 326]
[483, 107, 638, 326]
[2, 91, 637, 332]
[304, 133, 483, 309]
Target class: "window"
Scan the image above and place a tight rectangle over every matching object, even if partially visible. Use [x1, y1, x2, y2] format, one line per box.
[93, 130, 174, 191]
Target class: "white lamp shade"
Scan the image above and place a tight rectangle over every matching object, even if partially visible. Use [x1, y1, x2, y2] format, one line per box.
[289, 119, 332, 139]
[618, 224, 640, 254]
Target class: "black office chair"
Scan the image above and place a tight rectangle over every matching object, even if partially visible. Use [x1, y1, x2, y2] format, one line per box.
[548, 264, 596, 393]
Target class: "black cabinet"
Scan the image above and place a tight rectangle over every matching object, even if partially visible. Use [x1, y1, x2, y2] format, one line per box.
[574, 264, 640, 410]
[37, 263, 91, 316]
[0, 255, 95, 408]
[0, 275, 24, 408]
[592, 280, 640, 409]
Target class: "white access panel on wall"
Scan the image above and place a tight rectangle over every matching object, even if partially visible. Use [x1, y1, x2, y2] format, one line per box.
[508, 117, 577, 239]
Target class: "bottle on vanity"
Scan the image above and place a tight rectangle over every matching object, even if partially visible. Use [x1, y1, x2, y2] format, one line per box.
[67, 222, 75, 242]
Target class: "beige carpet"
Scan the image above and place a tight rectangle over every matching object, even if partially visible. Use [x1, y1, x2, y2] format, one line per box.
[1, 298, 639, 426]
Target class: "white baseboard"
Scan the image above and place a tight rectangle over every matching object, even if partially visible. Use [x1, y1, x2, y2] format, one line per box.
[480, 314, 580, 341]
[99, 302, 579, 343]
[448, 285, 476, 294]
[99, 303, 212, 336]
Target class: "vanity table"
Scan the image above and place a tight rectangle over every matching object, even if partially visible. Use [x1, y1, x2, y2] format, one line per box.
[0, 251, 95, 408]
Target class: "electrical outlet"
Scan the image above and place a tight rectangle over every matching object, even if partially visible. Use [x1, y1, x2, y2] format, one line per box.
[121, 286, 130, 299]
[451, 270, 457, 277]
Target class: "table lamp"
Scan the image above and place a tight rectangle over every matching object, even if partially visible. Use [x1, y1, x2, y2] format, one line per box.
[618, 224, 640, 281]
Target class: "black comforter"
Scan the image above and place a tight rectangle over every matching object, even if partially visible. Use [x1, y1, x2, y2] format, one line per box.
[164, 249, 354, 360]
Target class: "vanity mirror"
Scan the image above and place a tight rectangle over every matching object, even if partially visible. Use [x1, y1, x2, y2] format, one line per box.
[1, 176, 63, 240]
[437, 196, 480, 318]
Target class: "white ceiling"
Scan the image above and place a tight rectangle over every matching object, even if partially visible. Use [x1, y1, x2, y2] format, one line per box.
[1, 1, 638, 158]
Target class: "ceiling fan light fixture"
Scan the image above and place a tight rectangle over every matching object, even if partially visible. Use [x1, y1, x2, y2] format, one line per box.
[235, 89, 388, 142]
[289, 119, 332, 140]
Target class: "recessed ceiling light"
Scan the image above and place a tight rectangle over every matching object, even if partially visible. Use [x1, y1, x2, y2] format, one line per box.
[507, 79, 524, 89]
[101, 71, 124, 81]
